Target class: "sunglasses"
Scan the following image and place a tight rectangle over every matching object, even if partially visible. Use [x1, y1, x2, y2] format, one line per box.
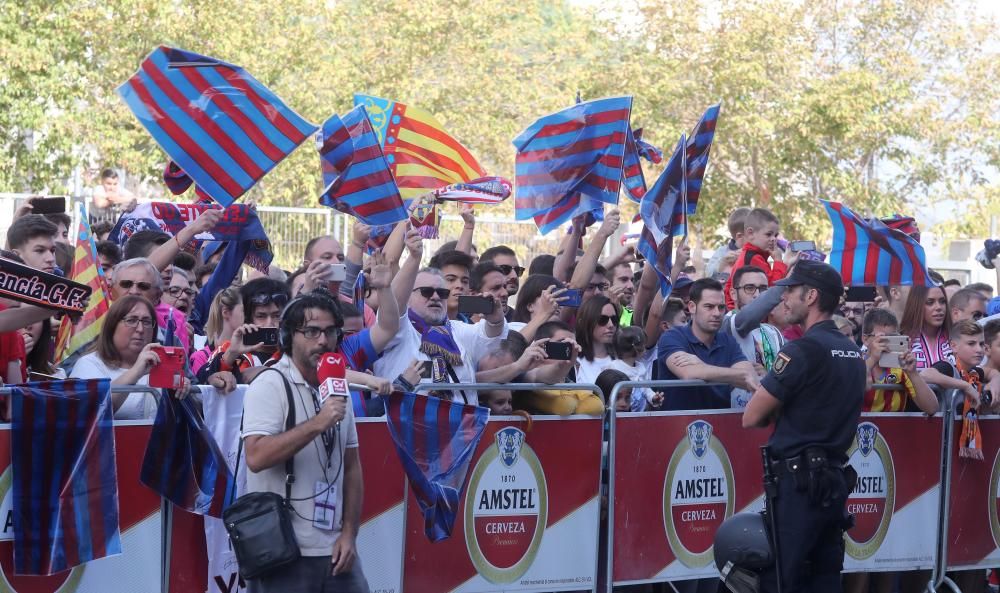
[165, 286, 197, 298]
[412, 287, 451, 300]
[497, 264, 525, 278]
[589, 282, 610, 292]
[598, 314, 619, 327]
[117, 279, 153, 291]
[250, 293, 289, 307]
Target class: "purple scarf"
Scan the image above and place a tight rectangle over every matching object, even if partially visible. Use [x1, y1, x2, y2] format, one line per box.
[407, 308, 462, 368]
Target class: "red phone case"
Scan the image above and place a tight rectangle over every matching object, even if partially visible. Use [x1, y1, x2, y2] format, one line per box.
[148, 346, 186, 389]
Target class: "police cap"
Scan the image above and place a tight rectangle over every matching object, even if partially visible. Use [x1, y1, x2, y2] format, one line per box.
[774, 259, 843, 297]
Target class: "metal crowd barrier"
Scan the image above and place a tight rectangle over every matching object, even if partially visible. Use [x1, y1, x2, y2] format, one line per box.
[604, 380, 965, 593]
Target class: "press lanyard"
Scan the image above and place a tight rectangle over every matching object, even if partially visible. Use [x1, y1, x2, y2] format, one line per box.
[309, 389, 335, 467]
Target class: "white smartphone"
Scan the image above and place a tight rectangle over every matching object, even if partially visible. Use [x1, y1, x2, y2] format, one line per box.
[324, 264, 347, 283]
[878, 335, 910, 368]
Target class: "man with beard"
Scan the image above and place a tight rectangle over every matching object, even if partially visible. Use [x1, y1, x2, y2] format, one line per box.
[242, 289, 369, 592]
[608, 262, 636, 325]
[375, 229, 506, 405]
[743, 260, 866, 593]
[654, 277, 759, 411]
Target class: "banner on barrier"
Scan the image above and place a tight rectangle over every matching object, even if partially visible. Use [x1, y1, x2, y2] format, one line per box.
[0, 422, 161, 593]
[403, 416, 603, 593]
[947, 415, 1000, 569]
[841, 414, 939, 572]
[612, 411, 942, 586]
[612, 410, 768, 585]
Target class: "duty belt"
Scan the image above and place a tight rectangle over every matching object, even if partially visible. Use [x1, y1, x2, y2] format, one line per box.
[769, 448, 844, 477]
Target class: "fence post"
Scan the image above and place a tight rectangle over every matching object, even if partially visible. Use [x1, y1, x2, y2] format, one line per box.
[929, 388, 963, 593]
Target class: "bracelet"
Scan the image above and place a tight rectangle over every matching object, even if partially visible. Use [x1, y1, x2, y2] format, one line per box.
[351, 241, 366, 250]
[395, 375, 415, 392]
[174, 234, 182, 248]
[463, 225, 475, 231]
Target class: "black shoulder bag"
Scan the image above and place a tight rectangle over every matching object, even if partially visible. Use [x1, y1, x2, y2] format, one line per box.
[222, 368, 301, 580]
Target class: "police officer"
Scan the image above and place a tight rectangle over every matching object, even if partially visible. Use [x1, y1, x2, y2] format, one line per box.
[742, 260, 864, 593]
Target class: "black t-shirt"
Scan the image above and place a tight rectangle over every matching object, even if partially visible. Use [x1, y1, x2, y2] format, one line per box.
[760, 319, 866, 463]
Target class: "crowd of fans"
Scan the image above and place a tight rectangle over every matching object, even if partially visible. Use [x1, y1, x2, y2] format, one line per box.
[2, 199, 1000, 424]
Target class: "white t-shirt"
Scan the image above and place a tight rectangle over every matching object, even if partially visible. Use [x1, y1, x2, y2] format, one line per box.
[69, 352, 155, 420]
[373, 314, 505, 405]
[242, 356, 358, 557]
[576, 355, 615, 386]
[608, 349, 657, 411]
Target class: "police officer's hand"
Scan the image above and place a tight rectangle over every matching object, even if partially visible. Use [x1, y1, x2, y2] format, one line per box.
[314, 395, 347, 431]
[740, 371, 761, 392]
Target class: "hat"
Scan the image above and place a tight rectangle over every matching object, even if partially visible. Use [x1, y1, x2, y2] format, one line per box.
[775, 259, 844, 296]
[673, 276, 694, 292]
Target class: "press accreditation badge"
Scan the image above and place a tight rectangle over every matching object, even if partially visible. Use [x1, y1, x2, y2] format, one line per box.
[313, 481, 337, 531]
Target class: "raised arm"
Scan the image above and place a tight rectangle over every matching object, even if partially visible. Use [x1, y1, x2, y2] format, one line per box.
[455, 204, 476, 255]
[382, 221, 408, 275]
[568, 209, 620, 290]
[390, 227, 423, 315]
[553, 219, 584, 283]
[365, 250, 400, 352]
[148, 207, 223, 271]
[633, 263, 659, 329]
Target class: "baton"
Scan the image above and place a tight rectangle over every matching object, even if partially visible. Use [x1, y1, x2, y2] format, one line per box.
[761, 446, 782, 593]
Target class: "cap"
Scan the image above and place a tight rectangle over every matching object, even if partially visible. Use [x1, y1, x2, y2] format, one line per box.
[673, 276, 694, 291]
[774, 259, 844, 296]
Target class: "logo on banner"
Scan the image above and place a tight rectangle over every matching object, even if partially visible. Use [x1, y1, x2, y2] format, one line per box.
[988, 449, 1000, 548]
[845, 422, 896, 560]
[464, 427, 548, 584]
[663, 420, 735, 567]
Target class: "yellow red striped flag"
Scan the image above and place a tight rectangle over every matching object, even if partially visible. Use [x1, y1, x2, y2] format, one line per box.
[54, 205, 112, 362]
[354, 94, 485, 200]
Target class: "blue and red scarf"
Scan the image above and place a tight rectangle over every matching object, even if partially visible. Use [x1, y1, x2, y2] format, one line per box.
[407, 308, 462, 369]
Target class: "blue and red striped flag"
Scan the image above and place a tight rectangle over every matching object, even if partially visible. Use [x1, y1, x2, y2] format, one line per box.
[11, 379, 121, 575]
[622, 127, 665, 203]
[317, 105, 408, 227]
[637, 135, 688, 296]
[514, 96, 633, 234]
[821, 200, 935, 286]
[684, 104, 720, 215]
[118, 46, 317, 206]
[384, 391, 489, 542]
[140, 393, 234, 518]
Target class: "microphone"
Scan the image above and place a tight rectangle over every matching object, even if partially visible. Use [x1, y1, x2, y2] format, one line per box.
[317, 352, 350, 404]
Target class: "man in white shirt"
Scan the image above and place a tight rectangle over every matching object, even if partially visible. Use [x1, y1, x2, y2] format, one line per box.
[242, 290, 367, 592]
[375, 229, 506, 404]
[723, 265, 785, 408]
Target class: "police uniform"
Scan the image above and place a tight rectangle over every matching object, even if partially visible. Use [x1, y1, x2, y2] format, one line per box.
[758, 261, 865, 593]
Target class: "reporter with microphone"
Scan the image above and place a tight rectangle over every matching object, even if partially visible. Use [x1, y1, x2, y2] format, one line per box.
[241, 288, 369, 592]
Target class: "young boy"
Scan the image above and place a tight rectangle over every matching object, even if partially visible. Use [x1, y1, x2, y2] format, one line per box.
[861, 308, 938, 414]
[6, 214, 59, 273]
[481, 389, 513, 415]
[706, 207, 750, 279]
[723, 208, 790, 310]
[923, 320, 995, 408]
[983, 319, 1000, 376]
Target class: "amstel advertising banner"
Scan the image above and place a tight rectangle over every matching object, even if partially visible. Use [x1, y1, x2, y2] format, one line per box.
[403, 416, 603, 593]
[611, 411, 941, 585]
[946, 416, 1000, 569]
[0, 422, 162, 593]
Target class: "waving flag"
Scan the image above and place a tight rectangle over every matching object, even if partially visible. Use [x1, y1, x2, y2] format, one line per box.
[118, 46, 316, 206]
[684, 104, 720, 216]
[431, 176, 512, 204]
[317, 105, 408, 227]
[822, 200, 935, 286]
[11, 379, 120, 575]
[637, 135, 688, 296]
[354, 95, 485, 200]
[54, 204, 112, 363]
[141, 393, 235, 518]
[514, 96, 633, 234]
[634, 128, 663, 164]
[384, 391, 489, 542]
[622, 127, 648, 202]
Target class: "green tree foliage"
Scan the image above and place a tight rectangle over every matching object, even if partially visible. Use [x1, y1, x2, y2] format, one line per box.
[1, 0, 996, 247]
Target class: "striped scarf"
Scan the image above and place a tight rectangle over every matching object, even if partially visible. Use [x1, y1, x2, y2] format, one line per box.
[407, 308, 462, 369]
[958, 361, 984, 460]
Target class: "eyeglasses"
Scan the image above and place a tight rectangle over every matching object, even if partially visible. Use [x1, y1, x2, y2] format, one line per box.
[736, 284, 769, 295]
[296, 325, 343, 341]
[589, 282, 611, 292]
[165, 286, 197, 298]
[412, 287, 451, 300]
[250, 293, 289, 307]
[598, 314, 619, 327]
[496, 264, 525, 278]
[117, 279, 153, 292]
[122, 316, 154, 329]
